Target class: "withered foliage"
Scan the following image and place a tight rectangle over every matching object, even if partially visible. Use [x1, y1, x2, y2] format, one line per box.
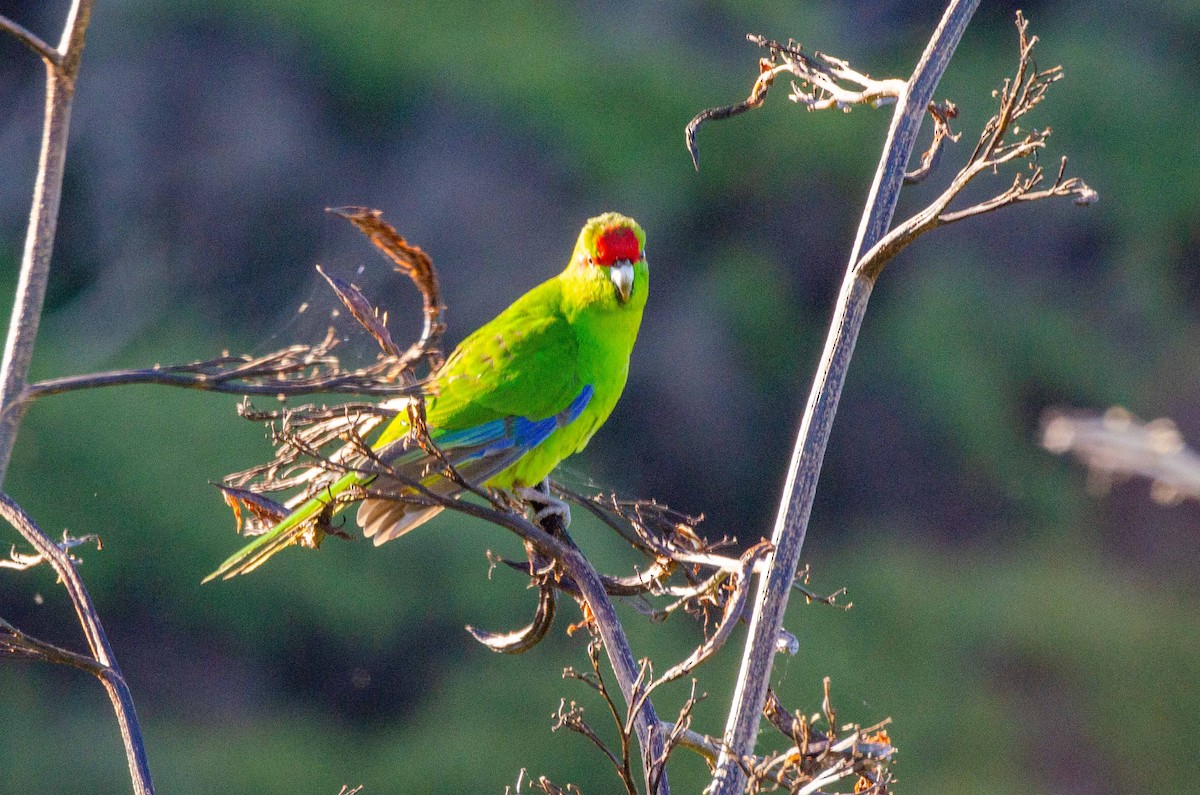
[688, 12, 1095, 283]
[547, 642, 896, 795]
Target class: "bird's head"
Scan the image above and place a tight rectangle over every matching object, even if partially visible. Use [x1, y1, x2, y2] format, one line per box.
[566, 212, 648, 311]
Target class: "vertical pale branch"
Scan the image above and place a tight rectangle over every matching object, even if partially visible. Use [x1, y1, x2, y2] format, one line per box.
[709, 2, 981, 792]
[0, 0, 94, 484]
[0, 6, 153, 794]
[0, 493, 154, 794]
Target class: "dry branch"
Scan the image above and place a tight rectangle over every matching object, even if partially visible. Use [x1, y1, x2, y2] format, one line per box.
[0, 13, 60, 65]
[0, 6, 156, 794]
[857, 12, 1097, 280]
[25, 328, 420, 399]
[663, 681, 894, 793]
[688, 7, 1098, 791]
[0, 0, 94, 482]
[687, 34, 931, 171]
[701, 3, 979, 791]
[23, 206, 451, 403]
[0, 493, 153, 794]
[2, 530, 99, 570]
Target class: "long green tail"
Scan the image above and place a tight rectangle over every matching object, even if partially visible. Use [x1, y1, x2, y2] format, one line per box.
[203, 471, 364, 582]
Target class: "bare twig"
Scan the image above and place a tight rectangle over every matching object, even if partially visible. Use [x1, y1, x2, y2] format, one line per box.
[903, 100, 959, 184]
[687, 34, 942, 172]
[1, 615, 108, 673]
[508, 770, 583, 795]
[1, 530, 99, 570]
[0, 493, 153, 794]
[646, 542, 771, 692]
[857, 12, 1097, 280]
[24, 330, 420, 400]
[0, 13, 61, 65]
[708, 3, 982, 791]
[702, 8, 1094, 792]
[748, 34, 908, 111]
[20, 205, 446, 408]
[552, 698, 634, 793]
[0, 0, 94, 483]
[0, 6, 154, 793]
[652, 680, 703, 793]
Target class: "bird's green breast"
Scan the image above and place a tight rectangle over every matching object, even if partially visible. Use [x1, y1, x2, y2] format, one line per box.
[489, 260, 647, 488]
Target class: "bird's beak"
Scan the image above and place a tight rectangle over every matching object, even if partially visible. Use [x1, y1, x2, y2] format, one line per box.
[610, 260, 634, 304]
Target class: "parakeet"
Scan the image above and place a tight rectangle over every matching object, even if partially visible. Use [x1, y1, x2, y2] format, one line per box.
[205, 212, 649, 581]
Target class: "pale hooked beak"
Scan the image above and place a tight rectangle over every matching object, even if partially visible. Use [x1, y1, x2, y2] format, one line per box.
[610, 260, 634, 304]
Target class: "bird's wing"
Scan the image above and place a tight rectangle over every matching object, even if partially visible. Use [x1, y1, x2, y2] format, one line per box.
[356, 280, 594, 544]
[206, 280, 594, 579]
[426, 278, 586, 428]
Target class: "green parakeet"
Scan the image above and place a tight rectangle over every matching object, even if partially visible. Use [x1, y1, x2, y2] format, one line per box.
[206, 212, 649, 581]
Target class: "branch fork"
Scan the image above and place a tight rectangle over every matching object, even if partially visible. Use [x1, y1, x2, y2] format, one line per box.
[686, 6, 1096, 793]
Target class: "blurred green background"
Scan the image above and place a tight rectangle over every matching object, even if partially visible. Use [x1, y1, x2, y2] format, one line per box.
[2, 1, 1199, 792]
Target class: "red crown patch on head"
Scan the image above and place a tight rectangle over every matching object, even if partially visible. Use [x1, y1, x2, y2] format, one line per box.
[594, 226, 640, 267]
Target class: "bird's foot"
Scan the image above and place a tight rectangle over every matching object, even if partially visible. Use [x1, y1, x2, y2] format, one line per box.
[515, 480, 571, 531]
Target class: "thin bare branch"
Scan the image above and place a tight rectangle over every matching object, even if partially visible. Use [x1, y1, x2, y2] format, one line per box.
[0, 493, 153, 794]
[552, 699, 637, 795]
[687, 34, 952, 173]
[21, 206, 447, 410]
[24, 334, 419, 400]
[709, 3, 982, 791]
[685, 54, 783, 170]
[0, 4, 153, 791]
[1, 615, 106, 674]
[748, 35, 908, 111]
[664, 684, 893, 793]
[647, 542, 771, 691]
[0, 0, 94, 484]
[1, 530, 99, 570]
[857, 12, 1097, 280]
[0, 14, 61, 66]
[903, 100, 959, 184]
[650, 679, 703, 793]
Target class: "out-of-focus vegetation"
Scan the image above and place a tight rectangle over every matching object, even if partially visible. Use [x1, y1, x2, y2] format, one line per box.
[1, 1, 1198, 792]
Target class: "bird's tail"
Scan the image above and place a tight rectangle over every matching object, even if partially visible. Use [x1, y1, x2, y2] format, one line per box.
[202, 470, 365, 582]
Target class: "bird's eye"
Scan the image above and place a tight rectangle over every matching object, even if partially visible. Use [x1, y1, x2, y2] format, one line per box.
[586, 256, 595, 266]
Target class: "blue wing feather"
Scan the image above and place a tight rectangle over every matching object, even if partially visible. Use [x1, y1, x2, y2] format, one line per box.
[438, 384, 594, 463]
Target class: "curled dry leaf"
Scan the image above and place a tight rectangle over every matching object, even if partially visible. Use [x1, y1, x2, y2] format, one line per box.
[317, 265, 401, 358]
[328, 206, 446, 369]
